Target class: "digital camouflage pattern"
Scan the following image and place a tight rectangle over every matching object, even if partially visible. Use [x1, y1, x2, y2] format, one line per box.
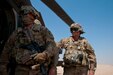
[0, 19, 58, 75]
[57, 36, 97, 75]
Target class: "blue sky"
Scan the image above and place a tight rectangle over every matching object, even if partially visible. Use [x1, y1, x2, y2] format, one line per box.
[31, 0, 113, 65]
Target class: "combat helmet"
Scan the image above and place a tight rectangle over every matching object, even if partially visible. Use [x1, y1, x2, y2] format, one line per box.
[20, 5, 39, 18]
[70, 23, 85, 34]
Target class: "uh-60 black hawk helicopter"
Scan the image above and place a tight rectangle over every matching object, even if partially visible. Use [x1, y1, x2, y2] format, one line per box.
[0, 0, 74, 54]
[0, 0, 74, 68]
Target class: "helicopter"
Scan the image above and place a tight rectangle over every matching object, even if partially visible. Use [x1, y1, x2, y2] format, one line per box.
[0, 0, 74, 54]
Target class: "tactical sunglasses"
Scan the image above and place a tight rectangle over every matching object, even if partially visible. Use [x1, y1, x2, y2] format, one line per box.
[70, 28, 79, 32]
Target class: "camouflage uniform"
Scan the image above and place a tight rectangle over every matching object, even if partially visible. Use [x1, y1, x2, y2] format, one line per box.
[57, 23, 97, 75]
[0, 6, 58, 75]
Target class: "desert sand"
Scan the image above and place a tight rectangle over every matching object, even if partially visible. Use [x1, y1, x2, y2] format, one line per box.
[57, 64, 113, 75]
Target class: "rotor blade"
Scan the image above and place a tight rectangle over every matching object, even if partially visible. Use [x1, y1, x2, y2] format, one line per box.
[41, 0, 74, 26]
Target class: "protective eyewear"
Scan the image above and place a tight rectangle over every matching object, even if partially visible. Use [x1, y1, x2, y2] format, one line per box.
[71, 28, 79, 32]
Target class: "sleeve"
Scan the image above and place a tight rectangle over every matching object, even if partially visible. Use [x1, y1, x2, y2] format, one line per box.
[40, 26, 58, 60]
[84, 39, 97, 70]
[0, 31, 16, 75]
[42, 27, 62, 71]
[57, 38, 67, 49]
[56, 38, 70, 55]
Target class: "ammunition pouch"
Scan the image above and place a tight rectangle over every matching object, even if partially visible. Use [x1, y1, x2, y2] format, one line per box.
[64, 50, 89, 66]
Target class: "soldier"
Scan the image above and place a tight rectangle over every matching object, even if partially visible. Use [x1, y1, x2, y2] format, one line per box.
[57, 23, 97, 75]
[0, 5, 58, 75]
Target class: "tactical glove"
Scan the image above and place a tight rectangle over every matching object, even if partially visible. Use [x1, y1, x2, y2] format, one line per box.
[33, 52, 47, 63]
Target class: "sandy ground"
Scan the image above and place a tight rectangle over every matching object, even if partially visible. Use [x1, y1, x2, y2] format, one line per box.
[57, 64, 113, 75]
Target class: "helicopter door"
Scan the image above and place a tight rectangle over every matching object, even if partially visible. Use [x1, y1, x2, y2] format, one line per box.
[0, 0, 16, 54]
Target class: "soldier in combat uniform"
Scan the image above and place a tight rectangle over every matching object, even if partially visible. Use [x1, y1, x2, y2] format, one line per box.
[0, 5, 58, 75]
[57, 23, 97, 75]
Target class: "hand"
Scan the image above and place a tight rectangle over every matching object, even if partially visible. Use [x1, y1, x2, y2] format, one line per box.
[49, 66, 56, 75]
[88, 70, 95, 75]
[33, 52, 47, 63]
[31, 64, 40, 70]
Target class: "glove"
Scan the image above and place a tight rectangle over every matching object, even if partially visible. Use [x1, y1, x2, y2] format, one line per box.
[33, 52, 47, 63]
